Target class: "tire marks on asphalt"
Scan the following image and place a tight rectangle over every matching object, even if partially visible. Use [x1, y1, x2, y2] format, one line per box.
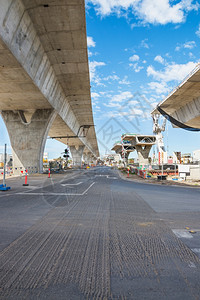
[0, 179, 111, 299]
[0, 168, 200, 299]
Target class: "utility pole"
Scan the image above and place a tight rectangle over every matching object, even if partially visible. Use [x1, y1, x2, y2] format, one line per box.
[3, 144, 6, 187]
[0, 144, 11, 191]
[175, 157, 177, 180]
[152, 114, 167, 165]
[121, 135, 126, 167]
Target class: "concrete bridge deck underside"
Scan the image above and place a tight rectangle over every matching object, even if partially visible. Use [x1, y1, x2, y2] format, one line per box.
[152, 65, 200, 128]
[0, 0, 99, 172]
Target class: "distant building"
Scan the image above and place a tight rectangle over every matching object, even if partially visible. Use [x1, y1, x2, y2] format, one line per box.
[173, 151, 181, 164]
[182, 153, 192, 164]
[193, 149, 200, 162]
[104, 154, 121, 165]
[0, 153, 12, 167]
[43, 152, 49, 167]
[173, 152, 193, 164]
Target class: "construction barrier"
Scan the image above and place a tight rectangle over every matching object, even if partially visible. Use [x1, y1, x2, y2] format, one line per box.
[23, 169, 29, 186]
[130, 167, 147, 179]
[0, 167, 39, 175]
[127, 167, 130, 178]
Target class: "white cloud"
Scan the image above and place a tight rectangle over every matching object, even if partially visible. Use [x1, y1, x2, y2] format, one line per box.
[104, 102, 121, 108]
[181, 0, 199, 11]
[103, 90, 153, 122]
[119, 109, 143, 116]
[148, 81, 169, 94]
[89, 61, 106, 84]
[87, 36, 96, 47]
[184, 41, 196, 49]
[119, 76, 131, 85]
[87, 0, 199, 25]
[129, 63, 144, 72]
[88, 50, 93, 57]
[140, 39, 149, 49]
[86, 0, 137, 16]
[104, 91, 135, 108]
[106, 108, 143, 119]
[175, 41, 196, 51]
[91, 92, 100, 99]
[154, 55, 165, 64]
[129, 54, 140, 61]
[135, 0, 185, 25]
[94, 105, 101, 111]
[196, 24, 200, 37]
[175, 46, 181, 51]
[103, 74, 120, 81]
[147, 61, 197, 82]
[110, 91, 133, 103]
[189, 52, 195, 58]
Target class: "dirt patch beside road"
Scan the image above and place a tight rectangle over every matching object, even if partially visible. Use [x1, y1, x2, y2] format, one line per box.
[118, 169, 200, 187]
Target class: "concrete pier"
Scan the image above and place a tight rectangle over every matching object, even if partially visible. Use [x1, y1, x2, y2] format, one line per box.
[135, 145, 152, 166]
[112, 134, 156, 166]
[2, 109, 56, 174]
[0, 0, 99, 173]
[111, 142, 134, 166]
[70, 145, 85, 167]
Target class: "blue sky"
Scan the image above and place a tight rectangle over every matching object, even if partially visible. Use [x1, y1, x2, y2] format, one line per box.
[86, 0, 200, 158]
[1, 0, 200, 159]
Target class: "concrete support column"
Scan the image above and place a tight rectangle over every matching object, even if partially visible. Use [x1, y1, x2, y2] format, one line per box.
[136, 145, 152, 166]
[93, 157, 97, 166]
[82, 153, 87, 164]
[86, 153, 92, 165]
[70, 145, 85, 167]
[83, 153, 91, 165]
[91, 155, 95, 164]
[2, 109, 56, 174]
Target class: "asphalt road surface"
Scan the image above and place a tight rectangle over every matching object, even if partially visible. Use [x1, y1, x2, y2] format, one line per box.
[0, 166, 200, 299]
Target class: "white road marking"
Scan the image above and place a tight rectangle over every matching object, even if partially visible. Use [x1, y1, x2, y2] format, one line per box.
[60, 171, 86, 183]
[17, 182, 95, 196]
[0, 193, 11, 198]
[188, 261, 196, 268]
[172, 229, 193, 239]
[82, 182, 95, 195]
[23, 186, 40, 190]
[191, 248, 200, 254]
[95, 175, 117, 179]
[61, 182, 82, 186]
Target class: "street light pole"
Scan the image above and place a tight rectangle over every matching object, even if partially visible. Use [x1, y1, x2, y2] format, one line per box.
[3, 144, 7, 187]
[175, 158, 177, 179]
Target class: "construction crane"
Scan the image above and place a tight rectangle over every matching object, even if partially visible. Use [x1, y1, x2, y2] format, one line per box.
[152, 114, 167, 164]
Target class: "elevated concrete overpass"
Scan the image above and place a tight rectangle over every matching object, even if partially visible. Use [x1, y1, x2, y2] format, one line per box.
[111, 141, 135, 165]
[111, 134, 156, 165]
[122, 134, 156, 165]
[152, 63, 200, 131]
[0, 0, 99, 173]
